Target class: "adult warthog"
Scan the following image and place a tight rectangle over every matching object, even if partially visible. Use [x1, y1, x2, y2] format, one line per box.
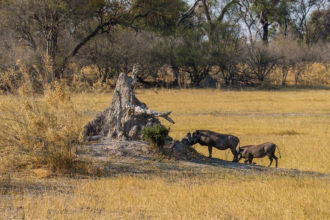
[237, 142, 281, 168]
[190, 130, 240, 162]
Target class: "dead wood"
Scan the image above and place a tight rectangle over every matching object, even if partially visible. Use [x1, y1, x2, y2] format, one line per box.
[83, 65, 174, 141]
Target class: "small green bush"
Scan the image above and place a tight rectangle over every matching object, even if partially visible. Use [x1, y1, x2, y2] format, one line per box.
[142, 124, 170, 149]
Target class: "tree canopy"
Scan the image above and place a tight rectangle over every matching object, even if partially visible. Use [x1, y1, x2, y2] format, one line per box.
[0, 0, 329, 88]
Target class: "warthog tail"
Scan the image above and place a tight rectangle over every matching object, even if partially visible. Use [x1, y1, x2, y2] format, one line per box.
[276, 144, 282, 158]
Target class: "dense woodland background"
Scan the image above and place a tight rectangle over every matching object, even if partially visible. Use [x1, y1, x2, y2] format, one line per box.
[0, 0, 329, 91]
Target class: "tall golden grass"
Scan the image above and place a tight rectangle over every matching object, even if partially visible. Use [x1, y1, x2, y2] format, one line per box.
[1, 174, 329, 219]
[0, 62, 83, 173]
[271, 62, 330, 86]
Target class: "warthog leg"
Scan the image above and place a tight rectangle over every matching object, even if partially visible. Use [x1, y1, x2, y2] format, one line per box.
[244, 153, 253, 164]
[267, 154, 273, 167]
[208, 145, 212, 158]
[230, 147, 238, 162]
[273, 154, 278, 168]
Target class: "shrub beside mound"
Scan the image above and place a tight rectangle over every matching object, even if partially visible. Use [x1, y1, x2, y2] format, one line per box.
[142, 124, 170, 150]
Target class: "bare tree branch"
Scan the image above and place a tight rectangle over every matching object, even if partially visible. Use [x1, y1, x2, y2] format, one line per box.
[177, 0, 202, 25]
[127, 105, 175, 124]
[217, 0, 240, 22]
[58, 18, 119, 77]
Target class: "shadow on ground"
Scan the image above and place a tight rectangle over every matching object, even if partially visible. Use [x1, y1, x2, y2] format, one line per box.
[79, 139, 330, 179]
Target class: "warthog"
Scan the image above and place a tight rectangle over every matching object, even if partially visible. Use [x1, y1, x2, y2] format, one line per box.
[190, 130, 240, 162]
[237, 142, 281, 168]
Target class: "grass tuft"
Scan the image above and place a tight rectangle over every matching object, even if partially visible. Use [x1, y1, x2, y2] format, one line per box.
[275, 129, 301, 136]
[0, 62, 83, 173]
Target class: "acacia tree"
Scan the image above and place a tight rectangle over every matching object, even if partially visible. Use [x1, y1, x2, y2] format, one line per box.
[305, 8, 330, 44]
[177, 0, 239, 41]
[234, 0, 297, 44]
[173, 29, 211, 87]
[174, 0, 242, 86]
[210, 22, 242, 86]
[241, 42, 278, 84]
[0, 0, 187, 79]
[72, 0, 187, 86]
[252, 0, 280, 44]
[0, 0, 107, 78]
[290, 0, 327, 44]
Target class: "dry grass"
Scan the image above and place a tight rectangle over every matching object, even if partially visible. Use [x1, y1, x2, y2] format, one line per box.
[0, 61, 83, 173]
[1, 174, 329, 219]
[1, 89, 330, 219]
[0, 84, 83, 173]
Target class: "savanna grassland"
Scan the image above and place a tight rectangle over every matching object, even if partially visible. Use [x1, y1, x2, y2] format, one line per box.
[1, 89, 330, 219]
[74, 89, 330, 172]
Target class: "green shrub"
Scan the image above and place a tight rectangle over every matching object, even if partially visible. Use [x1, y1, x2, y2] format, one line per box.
[142, 124, 170, 149]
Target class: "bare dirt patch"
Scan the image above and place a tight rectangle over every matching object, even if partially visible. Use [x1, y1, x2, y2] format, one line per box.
[79, 139, 330, 179]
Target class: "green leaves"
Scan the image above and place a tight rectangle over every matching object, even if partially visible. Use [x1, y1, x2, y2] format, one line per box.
[142, 124, 170, 148]
[131, 0, 187, 35]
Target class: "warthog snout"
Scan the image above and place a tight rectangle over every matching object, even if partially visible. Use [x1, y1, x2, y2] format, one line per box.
[190, 131, 198, 144]
[181, 132, 193, 145]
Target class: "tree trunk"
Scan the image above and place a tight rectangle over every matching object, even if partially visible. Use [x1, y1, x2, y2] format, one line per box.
[282, 66, 289, 86]
[46, 29, 58, 62]
[261, 18, 269, 44]
[172, 65, 179, 87]
[83, 65, 175, 141]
